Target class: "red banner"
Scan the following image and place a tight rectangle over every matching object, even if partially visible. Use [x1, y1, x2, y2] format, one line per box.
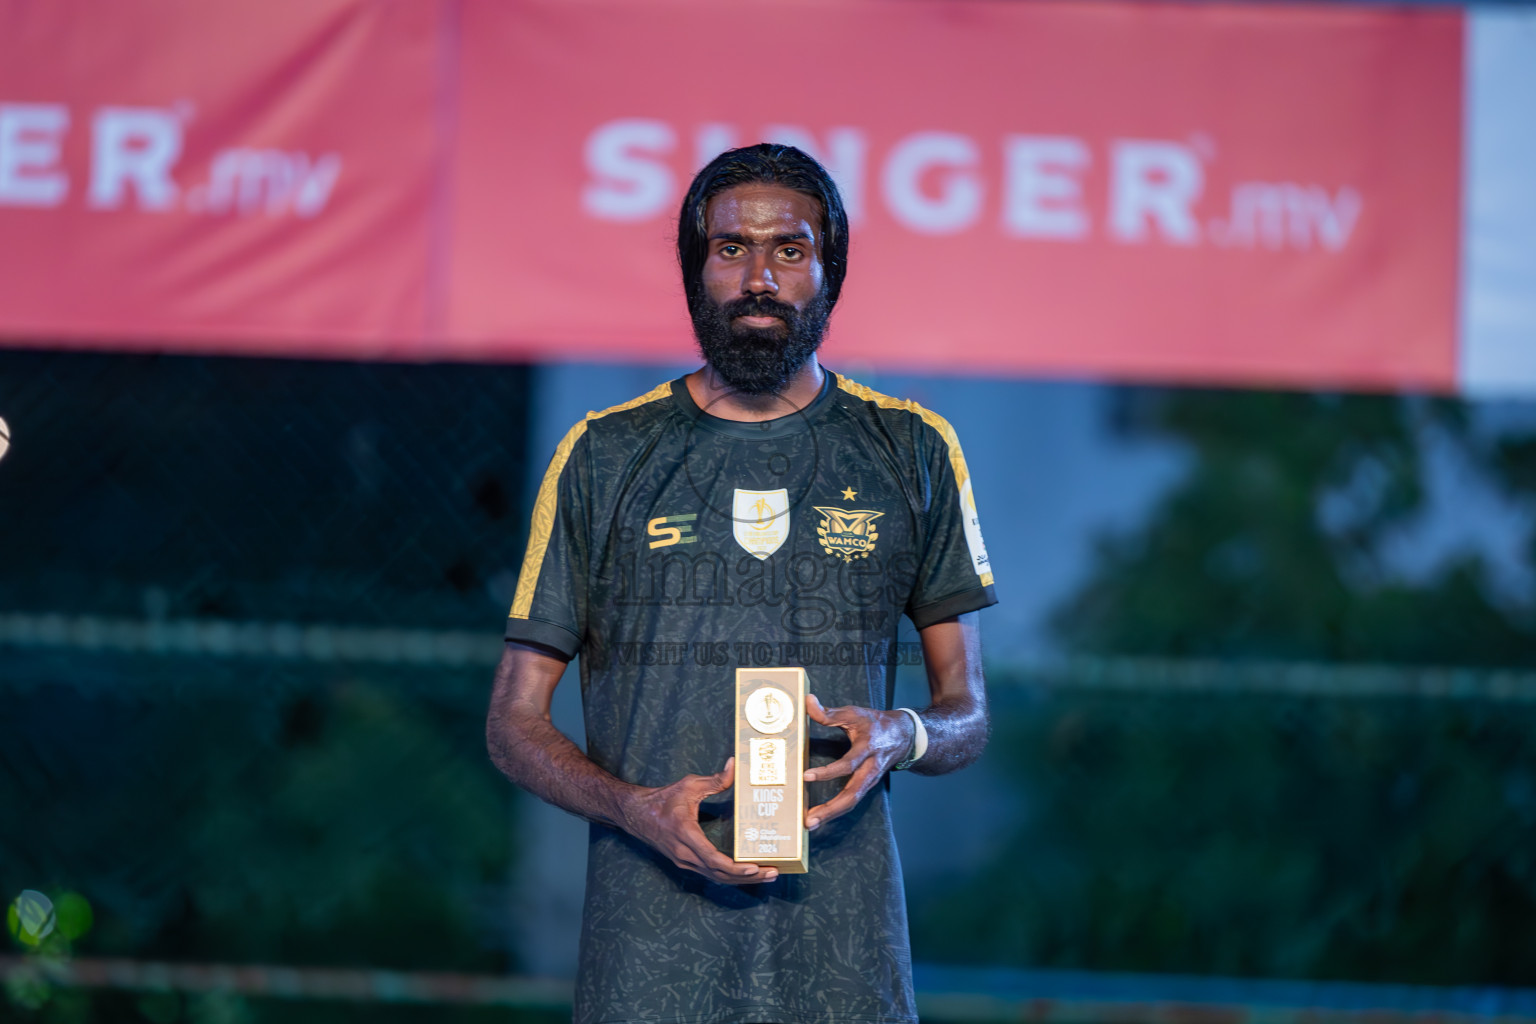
[0, 0, 441, 357]
[0, 0, 1463, 389]
[449, 0, 1461, 389]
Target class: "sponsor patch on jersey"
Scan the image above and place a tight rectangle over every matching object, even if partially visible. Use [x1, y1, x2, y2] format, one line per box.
[814, 506, 884, 562]
[647, 513, 697, 549]
[959, 479, 991, 576]
[733, 488, 789, 559]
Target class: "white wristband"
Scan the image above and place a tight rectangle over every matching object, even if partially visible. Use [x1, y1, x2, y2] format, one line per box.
[893, 707, 928, 770]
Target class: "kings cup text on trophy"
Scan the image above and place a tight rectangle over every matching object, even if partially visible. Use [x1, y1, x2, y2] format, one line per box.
[732, 666, 809, 874]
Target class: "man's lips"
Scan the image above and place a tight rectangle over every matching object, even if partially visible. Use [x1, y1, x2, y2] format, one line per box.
[734, 314, 783, 328]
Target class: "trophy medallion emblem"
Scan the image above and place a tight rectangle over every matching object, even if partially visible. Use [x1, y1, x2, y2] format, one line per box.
[744, 686, 792, 734]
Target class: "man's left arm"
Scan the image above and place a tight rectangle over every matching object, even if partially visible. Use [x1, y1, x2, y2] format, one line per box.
[801, 610, 987, 829]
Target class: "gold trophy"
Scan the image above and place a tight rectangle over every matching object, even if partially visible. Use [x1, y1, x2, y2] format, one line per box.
[732, 667, 809, 873]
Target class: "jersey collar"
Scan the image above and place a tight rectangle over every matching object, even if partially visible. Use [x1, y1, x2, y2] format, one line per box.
[670, 370, 835, 439]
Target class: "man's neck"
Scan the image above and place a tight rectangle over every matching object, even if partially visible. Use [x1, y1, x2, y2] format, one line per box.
[684, 358, 826, 422]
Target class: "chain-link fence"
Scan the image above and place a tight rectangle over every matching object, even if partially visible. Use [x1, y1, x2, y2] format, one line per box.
[0, 350, 538, 1020]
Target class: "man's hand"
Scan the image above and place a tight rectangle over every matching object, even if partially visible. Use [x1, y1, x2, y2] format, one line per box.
[488, 644, 777, 887]
[797, 613, 990, 830]
[801, 694, 915, 831]
[622, 758, 780, 886]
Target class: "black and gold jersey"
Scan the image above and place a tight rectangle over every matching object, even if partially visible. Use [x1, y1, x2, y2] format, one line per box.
[505, 370, 996, 1024]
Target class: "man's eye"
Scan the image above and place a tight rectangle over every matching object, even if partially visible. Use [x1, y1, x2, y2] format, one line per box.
[781, 247, 801, 259]
[720, 245, 741, 256]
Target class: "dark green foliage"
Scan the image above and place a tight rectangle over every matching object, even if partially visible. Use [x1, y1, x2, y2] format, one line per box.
[912, 685, 1536, 985]
[914, 387, 1536, 986]
[1, 661, 513, 973]
[1055, 390, 1535, 665]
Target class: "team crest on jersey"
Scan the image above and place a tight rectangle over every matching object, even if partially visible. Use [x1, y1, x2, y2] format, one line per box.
[733, 488, 790, 559]
[814, 507, 884, 562]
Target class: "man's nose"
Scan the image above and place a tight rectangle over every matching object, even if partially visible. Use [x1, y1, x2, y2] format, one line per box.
[743, 253, 777, 295]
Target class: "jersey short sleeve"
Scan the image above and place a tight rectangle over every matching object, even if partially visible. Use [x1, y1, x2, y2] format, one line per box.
[504, 423, 592, 659]
[906, 417, 997, 630]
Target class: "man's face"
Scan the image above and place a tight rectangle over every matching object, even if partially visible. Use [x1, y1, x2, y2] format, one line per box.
[691, 183, 831, 396]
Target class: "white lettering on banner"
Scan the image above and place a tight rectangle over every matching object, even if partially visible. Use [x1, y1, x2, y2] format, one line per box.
[0, 100, 343, 219]
[580, 118, 1362, 254]
[0, 104, 69, 208]
[1307, 187, 1362, 250]
[1211, 183, 1362, 251]
[883, 131, 983, 234]
[582, 118, 676, 221]
[190, 149, 342, 217]
[1109, 140, 1203, 245]
[1002, 135, 1090, 240]
[89, 107, 183, 210]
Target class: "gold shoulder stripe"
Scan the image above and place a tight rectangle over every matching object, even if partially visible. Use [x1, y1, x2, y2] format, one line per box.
[509, 381, 675, 619]
[835, 375, 995, 587]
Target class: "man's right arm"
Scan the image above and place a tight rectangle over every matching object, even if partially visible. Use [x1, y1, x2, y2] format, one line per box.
[486, 641, 778, 885]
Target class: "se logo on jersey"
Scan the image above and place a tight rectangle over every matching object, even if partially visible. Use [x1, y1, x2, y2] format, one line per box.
[647, 514, 698, 549]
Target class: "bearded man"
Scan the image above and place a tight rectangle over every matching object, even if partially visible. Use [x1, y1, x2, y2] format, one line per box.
[487, 144, 997, 1024]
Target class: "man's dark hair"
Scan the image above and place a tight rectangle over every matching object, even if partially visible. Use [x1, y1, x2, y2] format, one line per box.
[677, 144, 850, 320]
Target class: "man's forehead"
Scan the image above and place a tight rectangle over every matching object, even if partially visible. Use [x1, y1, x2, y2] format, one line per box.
[705, 183, 821, 239]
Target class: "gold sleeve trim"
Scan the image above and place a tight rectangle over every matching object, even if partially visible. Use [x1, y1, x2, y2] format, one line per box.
[509, 381, 675, 620]
[834, 375, 994, 588]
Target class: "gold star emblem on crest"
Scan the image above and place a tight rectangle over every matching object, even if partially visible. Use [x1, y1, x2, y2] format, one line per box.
[841, 486, 857, 501]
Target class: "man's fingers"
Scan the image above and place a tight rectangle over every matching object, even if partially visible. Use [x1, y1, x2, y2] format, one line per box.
[672, 760, 734, 802]
[708, 862, 781, 885]
[655, 765, 779, 885]
[804, 752, 856, 783]
[627, 769, 782, 886]
[805, 761, 879, 830]
[804, 695, 866, 784]
[805, 788, 856, 830]
[673, 829, 778, 885]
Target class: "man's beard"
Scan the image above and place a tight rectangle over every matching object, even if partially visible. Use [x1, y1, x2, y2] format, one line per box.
[691, 291, 831, 397]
